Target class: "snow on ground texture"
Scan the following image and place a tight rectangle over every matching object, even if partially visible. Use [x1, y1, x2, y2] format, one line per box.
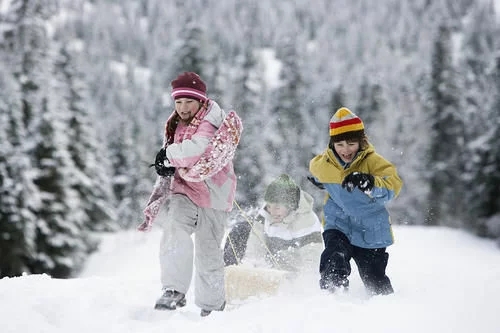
[1, 226, 499, 333]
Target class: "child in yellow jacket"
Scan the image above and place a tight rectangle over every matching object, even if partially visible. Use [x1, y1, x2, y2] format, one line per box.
[309, 107, 402, 295]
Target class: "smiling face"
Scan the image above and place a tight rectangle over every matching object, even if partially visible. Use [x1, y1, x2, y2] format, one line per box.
[267, 203, 292, 224]
[175, 98, 202, 122]
[333, 140, 360, 163]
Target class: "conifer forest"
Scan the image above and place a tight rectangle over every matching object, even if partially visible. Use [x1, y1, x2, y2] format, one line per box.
[1, 0, 500, 278]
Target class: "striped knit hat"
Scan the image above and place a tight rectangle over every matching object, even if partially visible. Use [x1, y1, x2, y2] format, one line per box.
[329, 107, 365, 142]
[171, 72, 208, 103]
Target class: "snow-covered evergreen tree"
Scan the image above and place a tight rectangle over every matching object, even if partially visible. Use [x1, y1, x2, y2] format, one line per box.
[330, 86, 347, 113]
[54, 45, 117, 232]
[355, 80, 383, 129]
[0, 63, 40, 278]
[31, 95, 96, 278]
[1, 0, 97, 278]
[271, 35, 308, 179]
[456, 1, 500, 236]
[426, 25, 465, 227]
[109, 119, 144, 228]
[231, 48, 267, 206]
[170, 17, 207, 80]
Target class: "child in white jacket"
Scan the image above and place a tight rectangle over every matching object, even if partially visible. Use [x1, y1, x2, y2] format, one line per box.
[224, 174, 323, 272]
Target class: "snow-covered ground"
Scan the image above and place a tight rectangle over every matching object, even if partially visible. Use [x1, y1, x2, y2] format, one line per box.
[1, 225, 499, 333]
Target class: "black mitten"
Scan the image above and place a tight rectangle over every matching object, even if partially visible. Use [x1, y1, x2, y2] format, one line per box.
[307, 176, 325, 190]
[155, 164, 175, 177]
[154, 148, 167, 166]
[151, 148, 175, 177]
[342, 172, 374, 193]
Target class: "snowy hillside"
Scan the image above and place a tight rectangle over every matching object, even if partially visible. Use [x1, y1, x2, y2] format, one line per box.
[1, 226, 499, 333]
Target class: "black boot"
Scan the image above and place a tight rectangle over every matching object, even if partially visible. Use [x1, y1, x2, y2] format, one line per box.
[320, 276, 349, 293]
[200, 301, 226, 317]
[154, 290, 186, 310]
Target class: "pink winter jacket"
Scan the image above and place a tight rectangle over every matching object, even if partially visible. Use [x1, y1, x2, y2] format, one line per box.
[165, 101, 237, 211]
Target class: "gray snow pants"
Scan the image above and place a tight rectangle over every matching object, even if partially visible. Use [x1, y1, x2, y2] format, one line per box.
[159, 194, 227, 311]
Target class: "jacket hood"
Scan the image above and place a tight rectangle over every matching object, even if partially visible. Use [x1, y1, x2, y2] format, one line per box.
[296, 190, 315, 215]
[205, 100, 226, 128]
[259, 190, 322, 240]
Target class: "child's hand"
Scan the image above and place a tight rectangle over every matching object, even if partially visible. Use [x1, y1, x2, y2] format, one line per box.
[150, 147, 175, 177]
[342, 172, 374, 193]
[137, 217, 153, 232]
[307, 176, 325, 190]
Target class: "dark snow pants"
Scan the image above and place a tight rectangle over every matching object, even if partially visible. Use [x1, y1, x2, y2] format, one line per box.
[319, 229, 394, 295]
[223, 222, 252, 266]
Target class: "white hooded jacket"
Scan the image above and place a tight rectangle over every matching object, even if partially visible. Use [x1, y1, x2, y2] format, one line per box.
[245, 190, 323, 271]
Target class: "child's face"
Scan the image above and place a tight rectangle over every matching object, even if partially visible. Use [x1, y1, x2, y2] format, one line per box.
[175, 98, 201, 122]
[333, 140, 360, 163]
[267, 203, 292, 223]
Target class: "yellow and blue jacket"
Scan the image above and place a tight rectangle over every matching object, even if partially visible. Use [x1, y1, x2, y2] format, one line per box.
[309, 144, 402, 249]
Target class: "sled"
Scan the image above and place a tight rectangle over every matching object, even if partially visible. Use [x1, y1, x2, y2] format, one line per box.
[224, 264, 292, 302]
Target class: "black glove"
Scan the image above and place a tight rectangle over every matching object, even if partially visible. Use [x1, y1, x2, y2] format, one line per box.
[254, 214, 265, 225]
[307, 176, 325, 190]
[342, 172, 374, 193]
[151, 148, 175, 177]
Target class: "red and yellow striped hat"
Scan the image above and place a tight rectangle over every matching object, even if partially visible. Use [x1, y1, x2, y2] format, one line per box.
[329, 107, 365, 142]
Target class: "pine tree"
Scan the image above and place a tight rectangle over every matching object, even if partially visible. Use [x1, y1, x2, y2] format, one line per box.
[55, 45, 117, 232]
[171, 16, 207, 77]
[9, 0, 55, 136]
[231, 48, 267, 206]
[30, 97, 96, 278]
[0, 0, 53, 278]
[467, 55, 500, 236]
[355, 79, 377, 127]
[330, 85, 347, 112]
[425, 25, 465, 227]
[109, 119, 144, 228]
[0, 63, 40, 277]
[271, 35, 308, 178]
[457, 1, 499, 236]
[3, 0, 96, 278]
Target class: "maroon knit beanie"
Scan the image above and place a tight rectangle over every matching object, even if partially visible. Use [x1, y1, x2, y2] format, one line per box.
[171, 72, 207, 103]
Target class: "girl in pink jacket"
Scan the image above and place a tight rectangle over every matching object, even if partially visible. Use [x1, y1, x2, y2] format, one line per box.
[138, 72, 242, 317]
